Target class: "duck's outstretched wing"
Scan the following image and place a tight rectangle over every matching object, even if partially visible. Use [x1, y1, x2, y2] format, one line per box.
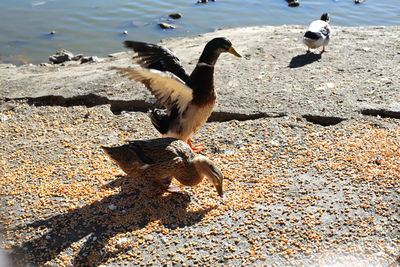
[113, 67, 193, 115]
[124, 40, 190, 83]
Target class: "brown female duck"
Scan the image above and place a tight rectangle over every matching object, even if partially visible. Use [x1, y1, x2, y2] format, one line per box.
[113, 37, 241, 151]
[102, 137, 224, 196]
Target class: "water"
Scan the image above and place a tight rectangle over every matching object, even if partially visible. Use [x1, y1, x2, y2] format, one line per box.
[0, 0, 399, 65]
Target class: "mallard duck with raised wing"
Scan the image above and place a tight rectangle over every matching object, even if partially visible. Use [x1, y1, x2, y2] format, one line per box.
[102, 137, 224, 197]
[114, 37, 241, 152]
[303, 13, 331, 53]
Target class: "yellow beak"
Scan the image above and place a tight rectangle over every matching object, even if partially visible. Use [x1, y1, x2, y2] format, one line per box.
[228, 46, 241, 57]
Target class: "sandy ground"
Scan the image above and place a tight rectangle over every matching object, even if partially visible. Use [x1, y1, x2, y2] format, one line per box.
[1, 25, 400, 266]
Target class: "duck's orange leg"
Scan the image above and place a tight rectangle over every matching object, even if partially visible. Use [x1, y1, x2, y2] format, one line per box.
[187, 138, 205, 152]
[320, 46, 328, 53]
[155, 177, 180, 193]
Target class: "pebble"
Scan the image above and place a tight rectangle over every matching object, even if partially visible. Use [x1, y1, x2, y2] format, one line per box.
[80, 56, 102, 64]
[0, 114, 9, 122]
[48, 49, 74, 64]
[325, 82, 335, 89]
[197, 0, 216, 3]
[158, 22, 175, 29]
[144, 235, 154, 242]
[71, 54, 83, 61]
[169, 13, 182, 19]
[287, 0, 299, 7]
[117, 237, 129, 246]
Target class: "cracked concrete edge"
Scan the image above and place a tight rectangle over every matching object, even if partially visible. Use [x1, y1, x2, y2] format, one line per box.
[2, 85, 400, 126]
[4, 91, 400, 125]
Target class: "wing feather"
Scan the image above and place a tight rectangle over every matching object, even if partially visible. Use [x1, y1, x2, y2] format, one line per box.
[114, 67, 193, 115]
[124, 40, 190, 83]
[127, 142, 155, 164]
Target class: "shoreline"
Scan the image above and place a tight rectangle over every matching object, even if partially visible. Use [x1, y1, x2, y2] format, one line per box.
[0, 24, 397, 67]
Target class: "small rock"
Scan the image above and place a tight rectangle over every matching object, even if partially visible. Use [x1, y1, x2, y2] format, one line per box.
[197, 0, 208, 3]
[169, 13, 182, 19]
[108, 204, 116, 210]
[117, 237, 129, 246]
[354, 0, 364, 3]
[0, 114, 9, 122]
[90, 56, 102, 63]
[49, 30, 57, 35]
[80, 56, 91, 63]
[49, 49, 74, 64]
[158, 22, 175, 29]
[122, 30, 128, 34]
[80, 56, 102, 64]
[326, 82, 335, 89]
[39, 62, 52, 67]
[71, 54, 83, 61]
[287, 0, 299, 7]
[270, 140, 280, 146]
[144, 235, 154, 242]
[197, 0, 215, 3]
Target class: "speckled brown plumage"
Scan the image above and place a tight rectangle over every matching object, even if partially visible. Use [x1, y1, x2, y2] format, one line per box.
[102, 137, 224, 196]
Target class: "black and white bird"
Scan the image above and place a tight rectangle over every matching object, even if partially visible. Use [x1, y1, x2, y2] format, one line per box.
[303, 13, 331, 53]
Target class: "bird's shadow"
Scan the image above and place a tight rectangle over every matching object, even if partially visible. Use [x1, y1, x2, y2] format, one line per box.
[9, 176, 214, 266]
[289, 53, 322, 68]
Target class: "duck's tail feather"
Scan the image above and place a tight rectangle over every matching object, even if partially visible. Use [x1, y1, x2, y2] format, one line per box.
[101, 145, 126, 162]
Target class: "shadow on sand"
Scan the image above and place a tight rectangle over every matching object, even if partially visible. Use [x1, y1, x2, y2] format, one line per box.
[289, 53, 322, 68]
[10, 176, 214, 266]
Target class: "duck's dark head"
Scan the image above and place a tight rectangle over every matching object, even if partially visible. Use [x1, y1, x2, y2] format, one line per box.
[198, 37, 241, 65]
[320, 13, 330, 22]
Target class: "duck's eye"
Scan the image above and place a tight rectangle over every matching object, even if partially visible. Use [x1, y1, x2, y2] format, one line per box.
[210, 165, 222, 179]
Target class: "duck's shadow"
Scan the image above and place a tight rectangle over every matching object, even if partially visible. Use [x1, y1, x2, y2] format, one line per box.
[289, 53, 322, 68]
[10, 176, 213, 266]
